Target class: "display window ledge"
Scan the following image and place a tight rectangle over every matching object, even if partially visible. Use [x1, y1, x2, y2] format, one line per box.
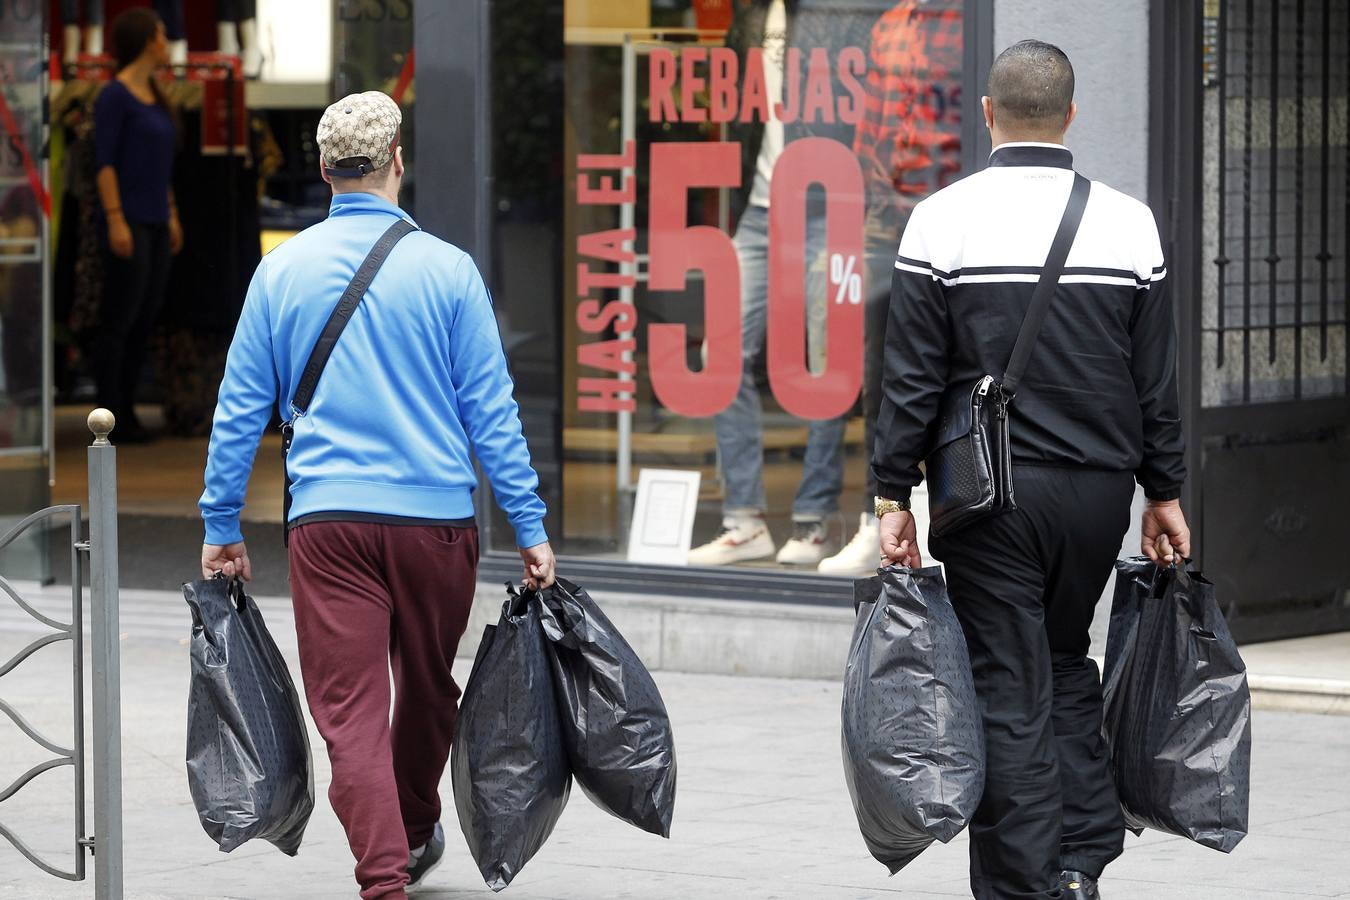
[475, 550, 857, 607]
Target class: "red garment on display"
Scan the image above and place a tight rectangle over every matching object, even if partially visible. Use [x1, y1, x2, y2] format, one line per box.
[853, 0, 963, 219]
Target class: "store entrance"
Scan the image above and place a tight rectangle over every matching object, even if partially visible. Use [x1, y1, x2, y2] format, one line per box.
[29, 1, 415, 590]
[0, 3, 51, 581]
[47, 70, 304, 583]
[1154, 1, 1350, 643]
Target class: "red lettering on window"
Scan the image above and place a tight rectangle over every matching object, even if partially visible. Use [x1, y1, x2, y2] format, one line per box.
[647, 142, 742, 417]
[680, 47, 708, 123]
[708, 48, 739, 123]
[577, 377, 636, 413]
[765, 138, 864, 420]
[649, 49, 678, 123]
[800, 48, 835, 125]
[739, 48, 770, 123]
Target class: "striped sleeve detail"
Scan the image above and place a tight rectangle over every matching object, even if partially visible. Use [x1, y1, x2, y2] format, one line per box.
[894, 259, 1165, 289]
[894, 253, 956, 281]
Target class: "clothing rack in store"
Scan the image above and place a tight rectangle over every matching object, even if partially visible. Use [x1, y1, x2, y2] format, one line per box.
[54, 55, 245, 324]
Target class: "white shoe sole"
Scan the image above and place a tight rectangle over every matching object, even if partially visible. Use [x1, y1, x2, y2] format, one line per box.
[408, 850, 444, 891]
[816, 557, 878, 576]
[776, 545, 831, 566]
[688, 537, 775, 566]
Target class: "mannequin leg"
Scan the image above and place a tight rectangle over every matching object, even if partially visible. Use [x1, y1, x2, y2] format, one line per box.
[217, 22, 240, 56]
[239, 18, 261, 78]
[63, 24, 81, 64]
[83, 25, 103, 56]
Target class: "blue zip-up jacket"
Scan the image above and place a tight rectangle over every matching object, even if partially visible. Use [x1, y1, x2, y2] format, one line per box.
[199, 192, 548, 548]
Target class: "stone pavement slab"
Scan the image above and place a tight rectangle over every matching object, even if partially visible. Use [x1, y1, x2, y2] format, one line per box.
[2, 618, 1347, 900]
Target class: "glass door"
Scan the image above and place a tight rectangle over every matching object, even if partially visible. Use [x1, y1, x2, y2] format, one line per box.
[0, 1, 52, 581]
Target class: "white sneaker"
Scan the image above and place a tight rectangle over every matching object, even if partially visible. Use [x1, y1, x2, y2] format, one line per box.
[775, 518, 837, 566]
[817, 513, 881, 576]
[687, 516, 775, 566]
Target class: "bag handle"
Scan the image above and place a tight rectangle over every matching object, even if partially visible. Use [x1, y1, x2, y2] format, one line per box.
[1001, 173, 1091, 399]
[288, 217, 418, 419]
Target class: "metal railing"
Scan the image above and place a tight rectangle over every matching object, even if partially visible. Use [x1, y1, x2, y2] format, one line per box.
[1207, 0, 1348, 406]
[0, 408, 123, 898]
[0, 504, 83, 880]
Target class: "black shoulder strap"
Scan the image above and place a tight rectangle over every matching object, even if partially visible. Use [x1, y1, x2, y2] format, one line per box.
[1001, 173, 1091, 398]
[289, 218, 417, 416]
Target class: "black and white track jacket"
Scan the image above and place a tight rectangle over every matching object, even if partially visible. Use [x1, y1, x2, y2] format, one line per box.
[871, 142, 1185, 503]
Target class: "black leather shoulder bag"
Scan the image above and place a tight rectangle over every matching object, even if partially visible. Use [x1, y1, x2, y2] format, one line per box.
[925, 173, 1091, 537]
[280, 218, 417, 543]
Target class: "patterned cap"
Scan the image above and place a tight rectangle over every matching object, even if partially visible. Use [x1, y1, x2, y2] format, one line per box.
[316, 91, 402, 177]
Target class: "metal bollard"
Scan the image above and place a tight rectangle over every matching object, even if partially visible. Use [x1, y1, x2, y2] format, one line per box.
[86, 409, 123, 899]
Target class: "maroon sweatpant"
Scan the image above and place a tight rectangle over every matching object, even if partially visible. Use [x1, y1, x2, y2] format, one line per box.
[288, 521, 479, 900]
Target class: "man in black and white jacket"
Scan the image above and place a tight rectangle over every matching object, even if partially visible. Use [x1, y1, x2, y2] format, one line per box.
[872, 41, 1191, 899]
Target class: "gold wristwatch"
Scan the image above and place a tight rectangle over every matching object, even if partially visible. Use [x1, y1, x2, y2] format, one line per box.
[874, 496, 911, 518]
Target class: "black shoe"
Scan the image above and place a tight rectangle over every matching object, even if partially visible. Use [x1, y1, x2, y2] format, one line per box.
[1060, 870, 1100, 899]
[407, 822, 445, 890]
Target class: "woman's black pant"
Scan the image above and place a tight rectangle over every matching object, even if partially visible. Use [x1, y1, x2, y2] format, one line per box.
[94, 222, 170, 425]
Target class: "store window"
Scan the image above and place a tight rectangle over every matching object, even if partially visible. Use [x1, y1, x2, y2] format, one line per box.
[0, 1, 50, 578]
[489, 0, 967, 578]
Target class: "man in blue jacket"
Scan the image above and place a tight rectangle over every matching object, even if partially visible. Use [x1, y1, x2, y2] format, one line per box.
[198, 91, 554, 899]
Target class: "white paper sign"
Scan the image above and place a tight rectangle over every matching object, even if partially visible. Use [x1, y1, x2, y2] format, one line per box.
[626, 469, 702, 565]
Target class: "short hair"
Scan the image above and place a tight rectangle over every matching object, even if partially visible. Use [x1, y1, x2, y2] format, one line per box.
[329, 156, 394, 193]
[988, 39, 1075, 128]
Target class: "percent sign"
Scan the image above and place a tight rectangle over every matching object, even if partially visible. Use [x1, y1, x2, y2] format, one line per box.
[829, 253, 862, 304]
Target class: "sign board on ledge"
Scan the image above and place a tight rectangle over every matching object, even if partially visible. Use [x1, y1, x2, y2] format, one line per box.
[564, 0, 650, 29]
[626, 469, 701, 566]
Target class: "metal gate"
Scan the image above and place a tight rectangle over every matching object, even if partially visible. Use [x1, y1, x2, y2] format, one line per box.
[0, 506, 84, 879]
[0, 412, 124, 897]
[1153, 0, 1350, 643]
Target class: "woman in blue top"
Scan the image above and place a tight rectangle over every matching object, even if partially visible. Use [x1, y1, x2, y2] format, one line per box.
[93, 7, 179, 443]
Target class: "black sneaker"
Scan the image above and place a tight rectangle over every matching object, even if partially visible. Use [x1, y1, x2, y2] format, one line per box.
[407, 822, 445, 890]
[1060, 870, 1101, 899]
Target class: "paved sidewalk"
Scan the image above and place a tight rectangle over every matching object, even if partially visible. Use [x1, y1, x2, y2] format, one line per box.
[2, 591, 1347, 899]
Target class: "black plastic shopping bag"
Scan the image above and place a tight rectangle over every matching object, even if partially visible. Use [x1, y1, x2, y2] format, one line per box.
[183, 576, 314, 855]
[1102, 558, 1251, 852]
[841, 566, 985, 873]
[532, 578, 677, 837]
[452, 590, 572, 891]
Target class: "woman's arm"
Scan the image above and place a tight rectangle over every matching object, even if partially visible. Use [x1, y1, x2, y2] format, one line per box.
[96, 165, 133, 258]
[168, 186, 182, 254]
[94, 86, 134, 258]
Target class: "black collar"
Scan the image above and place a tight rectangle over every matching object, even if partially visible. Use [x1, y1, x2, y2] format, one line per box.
[989, 144, 1074, 170]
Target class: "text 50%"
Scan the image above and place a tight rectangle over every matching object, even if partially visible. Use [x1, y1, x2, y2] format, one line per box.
[830, 253, 862, 304]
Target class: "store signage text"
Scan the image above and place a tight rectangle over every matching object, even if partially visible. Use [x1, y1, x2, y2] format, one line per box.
[573, 47, 867, 421]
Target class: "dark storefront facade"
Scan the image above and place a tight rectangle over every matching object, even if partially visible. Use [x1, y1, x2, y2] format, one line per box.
[421, 0, 1348, 640]
[0, 1, 1344, 640]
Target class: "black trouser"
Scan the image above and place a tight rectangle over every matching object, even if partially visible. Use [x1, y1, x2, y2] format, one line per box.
[930, 465, 1133, 899]
[150, 1, 185, 40]
[216, 0, 257, 23]
[94, 222, 171, 424]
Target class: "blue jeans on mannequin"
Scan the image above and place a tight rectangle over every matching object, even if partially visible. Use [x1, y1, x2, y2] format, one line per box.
[712, 204, 845, 520]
